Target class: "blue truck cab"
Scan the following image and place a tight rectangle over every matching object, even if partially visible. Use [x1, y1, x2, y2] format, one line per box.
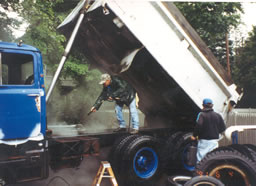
[0, 41, 48, 184]
[0, 41, 100, 185]
[0, 41, 47, 140]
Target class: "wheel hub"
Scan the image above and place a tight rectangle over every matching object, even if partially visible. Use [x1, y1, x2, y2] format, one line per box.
[138, 156, 147, 168]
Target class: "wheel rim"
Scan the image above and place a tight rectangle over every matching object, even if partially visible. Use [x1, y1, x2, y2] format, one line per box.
[133, 147, 158, 179]
[209, 164, 250, 186]
[193, 181, 216, 186]
[192, 182, 216, 186]
[182, 143, 195, 171]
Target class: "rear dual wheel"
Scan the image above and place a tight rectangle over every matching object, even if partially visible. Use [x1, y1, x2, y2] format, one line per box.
[163, 132, 197, 172]
[195, 148, 256, 186]
[109, 134, 139, 173]
[109, 135, 163, 186]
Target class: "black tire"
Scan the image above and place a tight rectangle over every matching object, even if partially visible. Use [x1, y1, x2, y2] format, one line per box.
[229, 144, 256, 162]
[163, 132, 184, 170]
[109, 134, 139, 173]
[184, 176, 224, 186]
[118, 135, 163, 186]
[111, 134, 132, 152]
[210, 145, 233, 153]
[243, 144, 256, 161]
[166, 130, 184, 139]
[243, 144, 256, 152]
[168, 132, 197, 172]
[109, 134, 132, 164]
[195, 149, 256, 186]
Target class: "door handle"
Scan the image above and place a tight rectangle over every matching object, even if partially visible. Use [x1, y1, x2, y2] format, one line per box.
[28, 94, 40, 97]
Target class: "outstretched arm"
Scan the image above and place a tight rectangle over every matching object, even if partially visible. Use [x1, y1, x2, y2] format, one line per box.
[92, 90, 107, 110]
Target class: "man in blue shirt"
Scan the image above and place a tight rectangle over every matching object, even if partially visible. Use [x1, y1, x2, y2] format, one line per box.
[191, 98, 226, 162]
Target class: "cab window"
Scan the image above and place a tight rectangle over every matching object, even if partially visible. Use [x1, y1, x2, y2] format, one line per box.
[0, 52, 34, 85]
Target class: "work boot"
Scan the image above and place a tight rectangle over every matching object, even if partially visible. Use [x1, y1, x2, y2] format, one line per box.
[113, 127, 126, 132]
[130, 128, 139, 134]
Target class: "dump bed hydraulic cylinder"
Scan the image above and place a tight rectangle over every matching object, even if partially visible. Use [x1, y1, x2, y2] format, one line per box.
[46, 0, 91, 102]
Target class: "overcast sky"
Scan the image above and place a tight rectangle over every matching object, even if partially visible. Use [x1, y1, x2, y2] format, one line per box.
[241, 2, 256, 31]
[228, 2, 256, 46]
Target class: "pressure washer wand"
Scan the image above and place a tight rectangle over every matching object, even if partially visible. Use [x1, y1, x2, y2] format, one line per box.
[87, 110, 93, 115]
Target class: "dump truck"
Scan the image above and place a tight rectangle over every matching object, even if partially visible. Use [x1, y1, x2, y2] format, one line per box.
[0, 0, 251, 186]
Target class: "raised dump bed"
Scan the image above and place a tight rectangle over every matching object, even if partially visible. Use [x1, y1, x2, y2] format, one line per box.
[0, 1, 244, 185]
[59, 0, 240, 128]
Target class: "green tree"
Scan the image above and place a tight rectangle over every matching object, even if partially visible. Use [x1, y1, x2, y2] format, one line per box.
[19, 0, 98, 83]
[20, 0, 66, 68]
[233, 27, 256, 107]
[175, 2, 243, 68]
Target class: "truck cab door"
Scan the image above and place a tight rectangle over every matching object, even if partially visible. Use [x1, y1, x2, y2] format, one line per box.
[0, 51, 43, 140]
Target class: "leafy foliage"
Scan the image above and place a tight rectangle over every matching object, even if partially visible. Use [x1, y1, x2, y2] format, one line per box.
[175, 2, 243, 67]
[20, 0, 66, 67]
[18, 0, 99, 84]
[232, 27, 256, 107]
[233, 27, 256, 89]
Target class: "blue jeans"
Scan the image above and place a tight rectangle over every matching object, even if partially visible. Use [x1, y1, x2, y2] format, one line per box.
[197, 139, 218, 163]
[115, 98, 139, 129]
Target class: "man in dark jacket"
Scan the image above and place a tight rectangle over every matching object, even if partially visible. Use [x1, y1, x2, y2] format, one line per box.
[90, 74, 139, 134]
[191, 98, 226, 162]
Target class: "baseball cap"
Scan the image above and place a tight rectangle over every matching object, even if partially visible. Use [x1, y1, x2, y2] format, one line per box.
[203, 98, 213, 105]
[99, 74, 111, 84]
